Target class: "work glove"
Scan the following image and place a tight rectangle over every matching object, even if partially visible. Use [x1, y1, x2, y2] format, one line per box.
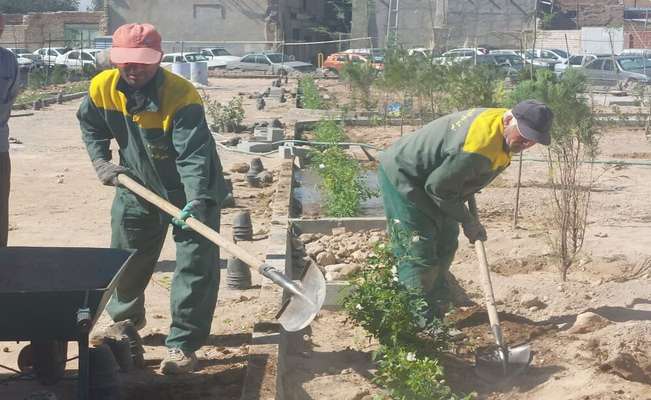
[462, 218, 487, 244]
[171, 200, 208, 231]
[92, 159, 128, 186]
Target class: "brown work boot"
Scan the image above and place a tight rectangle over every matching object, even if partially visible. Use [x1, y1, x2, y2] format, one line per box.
[160, 348, 197, 375]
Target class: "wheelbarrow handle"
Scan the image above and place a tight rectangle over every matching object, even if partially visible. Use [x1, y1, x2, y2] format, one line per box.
[467, 196, 505, 348]
[116, 174, 264, 271]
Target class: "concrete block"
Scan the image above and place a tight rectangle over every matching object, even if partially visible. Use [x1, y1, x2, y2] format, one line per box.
[268, 87, 283, 98]
[278, 145, 293, 159]
[237, 141, 273, 153]
[253, 126, 285, 143]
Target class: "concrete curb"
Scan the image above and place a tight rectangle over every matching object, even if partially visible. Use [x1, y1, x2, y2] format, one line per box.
[240, 159, 294, 400]
[13, 91, 88, 110]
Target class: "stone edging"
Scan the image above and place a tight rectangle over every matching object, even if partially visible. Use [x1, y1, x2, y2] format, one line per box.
[240, 159, 294, 400]
[13, 91, 88, 110]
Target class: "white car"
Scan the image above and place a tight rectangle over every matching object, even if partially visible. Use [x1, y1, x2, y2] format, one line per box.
[7, 48, 39, 69]
[199, 48, 240, 67]
[554, 54, 598, 76]
[160, 52, 223, 70]
[33, 47, 70, 66]
[433, 47, 489, 64]
[56, 49, 100, 71]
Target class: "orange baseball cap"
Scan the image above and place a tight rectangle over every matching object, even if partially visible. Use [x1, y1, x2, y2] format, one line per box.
[110, 23, 162, 65]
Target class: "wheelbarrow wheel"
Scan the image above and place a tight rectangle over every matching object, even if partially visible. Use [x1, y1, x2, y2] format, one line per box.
[31, 341, 68, 385]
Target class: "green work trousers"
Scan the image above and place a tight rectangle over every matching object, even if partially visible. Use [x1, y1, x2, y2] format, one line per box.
[378, 166, 459, 316]
[106, 187, 220, 353]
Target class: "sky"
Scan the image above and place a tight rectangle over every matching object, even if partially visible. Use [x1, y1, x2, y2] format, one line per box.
[78, 0, 92, 11]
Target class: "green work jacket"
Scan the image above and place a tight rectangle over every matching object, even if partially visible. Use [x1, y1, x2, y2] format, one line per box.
[77, 68, 226, 208]
[379, 108, 512, 224]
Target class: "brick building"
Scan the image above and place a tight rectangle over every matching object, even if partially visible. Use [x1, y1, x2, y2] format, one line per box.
[556, 0, 624, 27]
[0, 11, 105, 50]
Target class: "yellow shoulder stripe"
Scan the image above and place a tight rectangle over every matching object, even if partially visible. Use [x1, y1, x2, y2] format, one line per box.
[89, 69, 126, 114]
[462, 108, 511, 170]
[89, 68, 203, 132]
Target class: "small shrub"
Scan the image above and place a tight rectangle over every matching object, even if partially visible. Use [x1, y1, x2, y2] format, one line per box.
[343, 240, 474, 400]
[309, 120, 375, 217]
[202, 93, 245, 133]
[373, 346, 474, 400]
[343, 241, 451, 353]
[299, 76, 324, 109]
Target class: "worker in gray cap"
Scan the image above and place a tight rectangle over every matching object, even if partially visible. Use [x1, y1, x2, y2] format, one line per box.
[378, 100, 554, 321]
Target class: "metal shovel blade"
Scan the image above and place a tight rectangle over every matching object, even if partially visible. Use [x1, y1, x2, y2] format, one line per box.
[274, 263, 326, 332]
[475, 343, 532, 382]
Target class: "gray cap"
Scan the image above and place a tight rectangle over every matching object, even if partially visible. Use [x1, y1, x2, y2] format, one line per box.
[512, 100, 554, 145]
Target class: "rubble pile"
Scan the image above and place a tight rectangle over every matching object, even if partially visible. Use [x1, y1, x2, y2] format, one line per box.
[292, 229, 386, 281]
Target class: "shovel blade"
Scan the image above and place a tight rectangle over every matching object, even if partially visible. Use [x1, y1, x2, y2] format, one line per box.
[276, 263, 326, 332]
[475, 343, 532, 382]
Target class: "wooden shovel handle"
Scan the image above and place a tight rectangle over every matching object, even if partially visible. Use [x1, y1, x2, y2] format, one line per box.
[117, 174, 264, 270]
[467, 196, 503, 335]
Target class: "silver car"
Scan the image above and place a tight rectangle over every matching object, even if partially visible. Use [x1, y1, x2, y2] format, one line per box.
[225, 52, 315, 74]
[578, 56, 651, 88]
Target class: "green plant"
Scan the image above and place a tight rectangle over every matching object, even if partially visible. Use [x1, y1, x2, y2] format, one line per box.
[373, 346, 474, 400]
[299, 76, 324, 109]
[341, 61, 378, 111]
[509, 69, 600, 281]
[343, 240, 451, 353]
[309, 119, 375, 217]
[202, 93, 245, 133]
[343, 239, 474, 399]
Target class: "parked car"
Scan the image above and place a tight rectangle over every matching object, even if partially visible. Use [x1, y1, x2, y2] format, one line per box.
[160, 52, 225, 70]
[457, 54, 521, 77]
[490, 53, 525, 71]
[7, 48, 42, 69]
[554, 54, 599, 76]
[322, 51, 383, 74]
[578, 56, 651, 88]
[56, 49, 101, 71]
[408, 47, 432, 59]
[199, 47, 240, 67]
[619, 48, 651, 57]
[33, 47, 70, 66]
[225, 52, 315, 74]
[521, 48, 568, 69]
[432, 47, 489, 64]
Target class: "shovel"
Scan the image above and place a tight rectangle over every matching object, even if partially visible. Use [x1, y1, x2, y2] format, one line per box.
[117, 175, 325, 332]
[467, 196, 532, 382]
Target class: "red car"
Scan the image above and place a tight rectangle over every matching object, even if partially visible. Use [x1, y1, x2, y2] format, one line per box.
[322, 52, 383, 74]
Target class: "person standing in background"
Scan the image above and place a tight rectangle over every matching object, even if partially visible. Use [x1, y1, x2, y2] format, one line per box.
[0, 14, 20, 247]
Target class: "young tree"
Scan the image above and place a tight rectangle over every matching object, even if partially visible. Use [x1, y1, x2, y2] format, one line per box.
[509, 69, 600, 282]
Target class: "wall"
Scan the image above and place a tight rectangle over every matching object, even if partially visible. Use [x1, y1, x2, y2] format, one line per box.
[108, 0, 271, 55]
[0, 12, 103, 50]
[535, 30, 582, 53]
[556, 0, 624, 27]
[361, 0, 537, 50]
[624, 21, 651, 48]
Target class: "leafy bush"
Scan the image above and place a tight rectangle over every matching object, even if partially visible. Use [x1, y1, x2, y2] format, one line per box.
[373, 346, 474, 400]
[343, 241, 451, 353]
[309, 119, 375, 217]
[203, 94, 245, 133]
[341, 61, 378, 110]
[343, 240, 474, 399]
[299, 76, 324, 109]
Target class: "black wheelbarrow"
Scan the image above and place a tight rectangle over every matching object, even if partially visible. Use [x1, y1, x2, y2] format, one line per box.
[0, 247, 135, 400]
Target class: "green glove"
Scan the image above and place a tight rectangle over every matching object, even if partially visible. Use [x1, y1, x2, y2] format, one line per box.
[171, 200, 204, 231]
